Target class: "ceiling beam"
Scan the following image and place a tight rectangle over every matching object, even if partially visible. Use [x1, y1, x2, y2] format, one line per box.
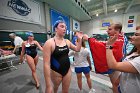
[90, 9, 103, 16]
[124, 0, 135, 13]
[82, 0, 102, 8]
[87, 3, 102, 11]
[90, 2, 128, 16]
[103, 0, 108, 16]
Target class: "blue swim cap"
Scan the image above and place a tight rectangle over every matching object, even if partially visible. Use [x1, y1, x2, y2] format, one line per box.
[26, 32, 34, 37]
[53, 20, 66, 32]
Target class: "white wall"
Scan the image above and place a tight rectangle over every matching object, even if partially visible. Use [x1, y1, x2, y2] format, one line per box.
[81, 6, 140, 36]
[123, 12, 140, 33]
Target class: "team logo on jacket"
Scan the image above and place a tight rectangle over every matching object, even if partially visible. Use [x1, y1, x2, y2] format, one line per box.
[8, 0, 31, 16]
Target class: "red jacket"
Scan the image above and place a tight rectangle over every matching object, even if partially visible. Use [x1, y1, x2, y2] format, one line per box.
[88, 35, 125, 73]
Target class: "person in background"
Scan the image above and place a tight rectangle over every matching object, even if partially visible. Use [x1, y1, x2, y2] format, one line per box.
[71, 31, 79, 62]
[106, 27, 140, 93]
[43, 20, 83, 93]
[9, 33, 24, 64]
[69, 39, 95, 93]
[21, 32, 43, 89]
[126, 36, 134, 54]
[72, 31, 79, 45]
[83, 23, 128, 93]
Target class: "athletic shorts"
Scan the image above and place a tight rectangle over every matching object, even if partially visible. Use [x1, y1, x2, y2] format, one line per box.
[75, 66, 90, 74]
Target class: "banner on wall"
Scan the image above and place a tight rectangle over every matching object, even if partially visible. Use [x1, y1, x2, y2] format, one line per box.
[129, 16, 134, 19]
[73, 19, 80, 31]
[0, 0, 41, 24]
[128, 16, 134, 27]
[128, 24, 133, 27]
[128, 20, 134, 23]
[100, 19, 112, 30]
[50, 9, 70, 35]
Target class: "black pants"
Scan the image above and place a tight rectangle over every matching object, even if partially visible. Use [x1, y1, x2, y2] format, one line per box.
[15, 47, 22, 55]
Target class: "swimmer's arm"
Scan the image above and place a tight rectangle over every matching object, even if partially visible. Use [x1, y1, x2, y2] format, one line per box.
[69, 32, 85, 51]
[43, 40, 53, 93]
[67, 39, 82, 52]
[21, 42, 25, 56]
[20, 42, 25, 62]
[35, 41, 43, 51]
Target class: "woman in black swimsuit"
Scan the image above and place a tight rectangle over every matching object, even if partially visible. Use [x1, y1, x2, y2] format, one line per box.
[43, 20, 83, 93]
[21, 32, 43, 89]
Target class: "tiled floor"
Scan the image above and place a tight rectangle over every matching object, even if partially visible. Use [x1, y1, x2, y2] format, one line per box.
[0, 53, 112, 93]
